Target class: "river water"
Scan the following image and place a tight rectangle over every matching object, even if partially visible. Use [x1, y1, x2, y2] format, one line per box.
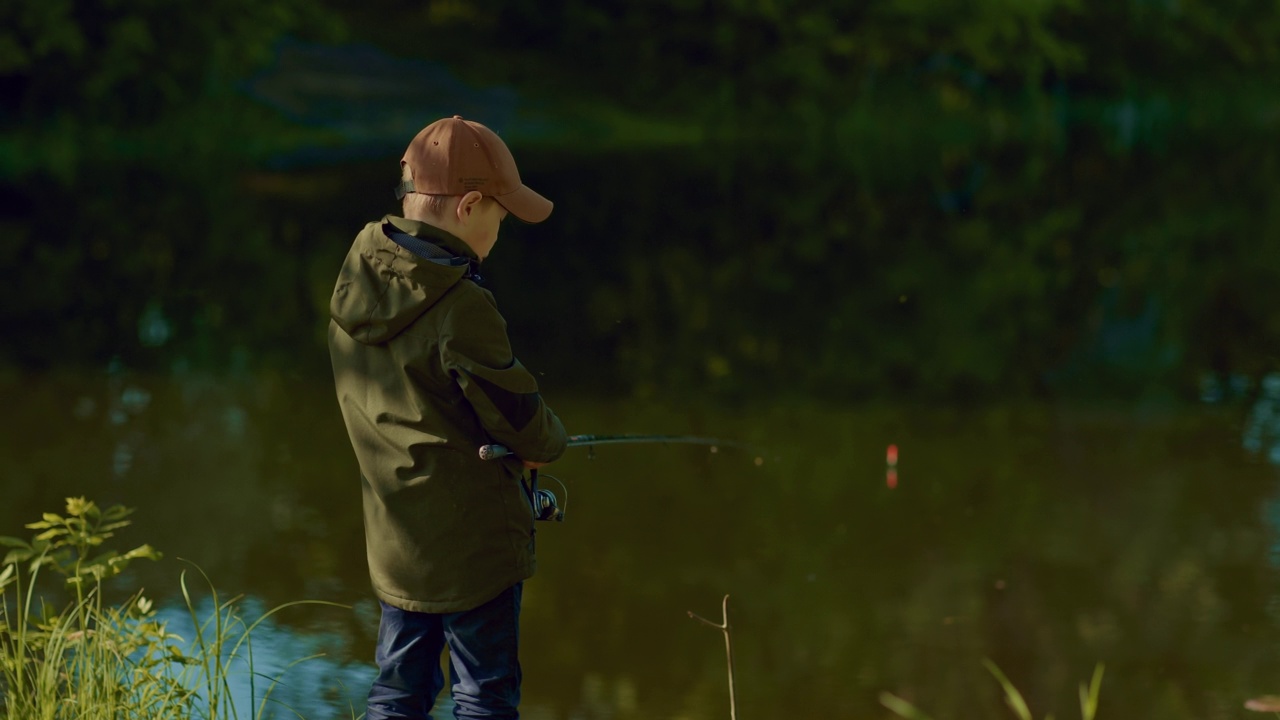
[3, 366, 1278, 719]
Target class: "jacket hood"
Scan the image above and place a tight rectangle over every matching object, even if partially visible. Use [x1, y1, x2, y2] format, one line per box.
[330, 216, 479, 345]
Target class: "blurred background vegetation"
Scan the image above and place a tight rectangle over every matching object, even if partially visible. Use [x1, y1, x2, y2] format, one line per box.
[2, 0, 1278, 401]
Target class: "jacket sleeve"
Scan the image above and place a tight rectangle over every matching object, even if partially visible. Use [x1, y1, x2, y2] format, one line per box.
[439, 289, 568, 463]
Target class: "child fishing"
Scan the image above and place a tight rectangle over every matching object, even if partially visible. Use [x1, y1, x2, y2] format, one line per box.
[328, 115, 568, 719]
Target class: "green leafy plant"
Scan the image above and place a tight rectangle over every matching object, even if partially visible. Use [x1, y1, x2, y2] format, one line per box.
[881, 660, 1105, 720]
[0, 497, 350, 719]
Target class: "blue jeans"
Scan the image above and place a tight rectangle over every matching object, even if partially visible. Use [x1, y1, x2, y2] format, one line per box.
[366, 583, 523, 720]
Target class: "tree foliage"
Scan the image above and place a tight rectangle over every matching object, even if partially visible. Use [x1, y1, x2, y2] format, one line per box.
[336, 0, 1280, 115]
[0, 0, 1278, 400]
[0, 0, 340, 126]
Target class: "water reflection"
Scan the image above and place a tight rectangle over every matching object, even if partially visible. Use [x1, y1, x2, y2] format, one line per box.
[3, 368, 1279, 719]
[151, 594, 639, 720]
[150, 596, 374, 719]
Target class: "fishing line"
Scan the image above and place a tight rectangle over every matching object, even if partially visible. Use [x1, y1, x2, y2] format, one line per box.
[504, 434, 760, 522]
[479, 433, 751, 461]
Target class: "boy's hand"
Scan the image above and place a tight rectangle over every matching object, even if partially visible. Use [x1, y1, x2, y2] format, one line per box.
[522, 460, 549, 470]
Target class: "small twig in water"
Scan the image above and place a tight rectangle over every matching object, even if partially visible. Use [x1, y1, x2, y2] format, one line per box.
[688, 594, 737, 720]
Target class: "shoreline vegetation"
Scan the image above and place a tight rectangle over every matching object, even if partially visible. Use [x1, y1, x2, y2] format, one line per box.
[0, 498, 349, 720]
[0, 497, 1111, 720]
[882, 661, 1104, 720]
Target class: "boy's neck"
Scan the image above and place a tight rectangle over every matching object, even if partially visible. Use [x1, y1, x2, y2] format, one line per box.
[393, 215, 481, 261]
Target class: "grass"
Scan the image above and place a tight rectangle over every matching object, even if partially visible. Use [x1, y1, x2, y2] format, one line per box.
[881, 660, 1105, 720]
[0, 498, 352, 719]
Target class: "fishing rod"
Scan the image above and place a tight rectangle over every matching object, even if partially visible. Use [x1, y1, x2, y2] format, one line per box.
[485, 433, 757, 523]
[478, 433, 749, 461]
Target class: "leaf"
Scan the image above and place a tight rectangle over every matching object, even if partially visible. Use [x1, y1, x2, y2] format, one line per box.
[101, 505, 133, 522]
[122, 544, 161, 562]
[33, 528, 67, 542]
[24, 521, 55, 530]
[65, 497, 92, 517]
[0, 564, 13, 587]
[1079, 663, 1104, 720]
[41, 512, 63, 524]
[3, 548, 34, 565]
[983, 659, 1033, 720]
[0, 536, 30, 548]
[880, 692, 935, 720]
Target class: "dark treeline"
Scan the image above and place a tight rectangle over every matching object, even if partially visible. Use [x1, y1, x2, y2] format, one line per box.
[1, 0, 1278, 401]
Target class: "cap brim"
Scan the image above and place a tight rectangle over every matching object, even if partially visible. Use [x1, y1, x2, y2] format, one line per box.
[494, 184, 553, 224]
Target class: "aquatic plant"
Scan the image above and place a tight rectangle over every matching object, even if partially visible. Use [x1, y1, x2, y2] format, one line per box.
[0, 497, 348, 719]
[881, 660, 1104, 720]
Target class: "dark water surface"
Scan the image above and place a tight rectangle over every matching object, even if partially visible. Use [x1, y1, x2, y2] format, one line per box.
[3, 367, 1278, 719]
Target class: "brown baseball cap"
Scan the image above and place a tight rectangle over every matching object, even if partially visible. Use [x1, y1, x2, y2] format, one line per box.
[397, 115, 553, 224]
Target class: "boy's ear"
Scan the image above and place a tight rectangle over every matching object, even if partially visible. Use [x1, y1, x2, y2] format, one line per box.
[456, 191, 484, 222]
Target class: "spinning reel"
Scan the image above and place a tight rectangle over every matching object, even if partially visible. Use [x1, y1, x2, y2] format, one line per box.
[527, 469, 567, 522]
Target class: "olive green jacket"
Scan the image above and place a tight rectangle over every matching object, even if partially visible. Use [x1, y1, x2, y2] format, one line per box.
[328, 215, 567, 613]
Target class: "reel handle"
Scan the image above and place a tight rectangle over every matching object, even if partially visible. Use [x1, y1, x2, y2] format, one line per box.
[479, 443, 511, 461]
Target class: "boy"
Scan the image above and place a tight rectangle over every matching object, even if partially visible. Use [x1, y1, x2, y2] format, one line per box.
[328, 115, 568, 719]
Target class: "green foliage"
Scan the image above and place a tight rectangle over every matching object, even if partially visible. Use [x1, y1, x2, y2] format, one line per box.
[880, 660, 1105, 720]
[1, 1, 1278, 399]
[340, 0, 1280, 118]
[0, 497, 187, 718]
[5, 497, 158, 586]
[0, 498, 349, 719]
[1079, 663, 1103, 720]
[0, 0, 340, 125]
[0, 0, 343, 182]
